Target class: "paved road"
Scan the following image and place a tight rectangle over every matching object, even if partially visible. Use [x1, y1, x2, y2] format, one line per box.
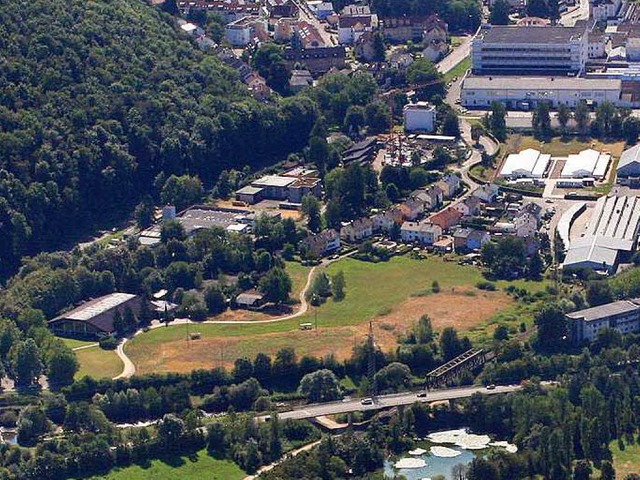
[263, 384, 522, 421]
[437, 36, 472, 75]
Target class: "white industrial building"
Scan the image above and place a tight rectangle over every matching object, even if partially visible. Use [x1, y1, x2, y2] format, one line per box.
[617, 144, 640, 186]
[563, 195, 640, 273]
[567, 299, 640, 344]
[499, 148, 550, 179]
[403, 102, 436, 132]
[461, 76, 623, 109]
[471, 24, 588, 75]
[560, 149, 610, 179]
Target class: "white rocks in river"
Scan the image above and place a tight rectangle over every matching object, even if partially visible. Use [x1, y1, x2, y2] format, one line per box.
[395, 458, 427, 469]
[490, 441, 518, 453]
[430, 446, 462, 458]
[427, 429, 490, 450]
[409, 448, 427, 455]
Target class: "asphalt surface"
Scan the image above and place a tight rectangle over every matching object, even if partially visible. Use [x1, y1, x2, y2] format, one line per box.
[263, 384, 522, 420]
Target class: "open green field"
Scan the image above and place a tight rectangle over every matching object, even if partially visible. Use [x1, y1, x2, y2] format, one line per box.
[126, 255, 547, 373]
[506, 135, 626, 158]
[75, 347, 123, 380]
[87, 450, 245, 480]
[610, 438, 640, 478]
[444, 56, 471, 84]
[58, 337, 97, 349]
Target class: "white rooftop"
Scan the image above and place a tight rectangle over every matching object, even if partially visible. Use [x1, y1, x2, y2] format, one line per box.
[64, 293, 137, 321]
[500, 148, 550, 178]
[561, 149, 610, 179]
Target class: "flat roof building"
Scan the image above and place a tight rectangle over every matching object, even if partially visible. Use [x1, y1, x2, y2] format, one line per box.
[563, 195, 640, 273]
[471, 24, 588, 75]
[461, 75, 623, 109]
[567, 299, 640, 343]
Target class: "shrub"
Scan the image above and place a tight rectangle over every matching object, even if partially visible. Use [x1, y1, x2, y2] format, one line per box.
[476, 281, 497, 291]
[99, 336, 118, 350]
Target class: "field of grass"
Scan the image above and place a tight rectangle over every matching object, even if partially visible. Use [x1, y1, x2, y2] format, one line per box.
[443, 56, 471, 84]
[506, 135, 626, 158]
[87, 450, 245, 480]
[75, 347, 123, 380]
[610, 438, 640, 478]
[126, 255, 547, 373]
[58, 337, 97, 349]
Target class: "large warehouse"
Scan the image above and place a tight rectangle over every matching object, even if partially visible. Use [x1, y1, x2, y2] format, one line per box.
[560, 149, 610, 179]
[499, 148, 550, 179]
[461, 76, 623, 109]
[48, 293, 144, 338]
[563, 195, 640, 273]
[618, 144, 640, 186]
[471, 24, 588, 75]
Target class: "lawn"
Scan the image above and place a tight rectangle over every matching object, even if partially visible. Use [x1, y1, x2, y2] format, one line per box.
[87, 450, 245, 480]
[285, 261, 312, 299]
[126, 255, 547, 373]
[610, 438, 640, 478]
[58, 337, 97, 349]
[444, 56, 471, 84]
[506, 135, 626, 158]
[75, 346, 123, 380]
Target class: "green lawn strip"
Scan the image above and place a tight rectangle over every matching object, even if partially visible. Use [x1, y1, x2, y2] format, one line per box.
[58, 337, 97, 349]
[285, 261, 312, 298]
[75, 347, 123, 380]
[86, 450, 245, 480]
[443, 56, 471, 84]
[510, 136, 626, 158]
[610, 438, 640, 478]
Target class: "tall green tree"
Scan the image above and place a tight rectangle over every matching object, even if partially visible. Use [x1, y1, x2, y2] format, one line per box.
[489, 0, 511, 24]
[10, 339, 43, 386]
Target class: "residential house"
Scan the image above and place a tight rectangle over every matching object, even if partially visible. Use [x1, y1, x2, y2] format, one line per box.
[340, 217, 374, 242]
[245, 73, 271, 100]
[301, 229, 341, 257]
[401, 220, 442, 245]
[235, 290, 265, 310]
[437, 174, 461, 199]
[473, 184, 500, 203]
[422, 18, 449, 61]
[266, 0, 298, 17]
[433, 236, 454, 252]
[225, 16, 267, 46]
[292, 21, 325, 49]
[454, 196, 481, 216]
[514, 212, 538, 238]
[382, 14, 447, 43]
[289, 69, 314, 93]
[355, 31, 378, 61]
[308, 1, 334, 19]
[400, 198, 425, 220]
[388, 49, 414, 70]
[372, 207, 403, 232]
[341, 4, 372, 15]
[338, 14, 376, 44]
[428, 206, 463, 231]
[283, 45, 347, 74]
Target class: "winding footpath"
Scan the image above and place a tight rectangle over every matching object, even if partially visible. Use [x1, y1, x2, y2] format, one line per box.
[242, 440, 321, 480]
[112, 253, 353, 379]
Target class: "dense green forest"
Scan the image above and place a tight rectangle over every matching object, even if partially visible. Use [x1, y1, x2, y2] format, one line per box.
[0, 0, 317, 276]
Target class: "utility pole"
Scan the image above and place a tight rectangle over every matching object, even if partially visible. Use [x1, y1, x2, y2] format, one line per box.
[367, 322, 377, 401]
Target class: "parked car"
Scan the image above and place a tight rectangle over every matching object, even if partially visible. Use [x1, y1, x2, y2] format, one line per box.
[417, 391, 427, 398]
[361, 398, 373, 405]
[486, 384, 496, 390]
